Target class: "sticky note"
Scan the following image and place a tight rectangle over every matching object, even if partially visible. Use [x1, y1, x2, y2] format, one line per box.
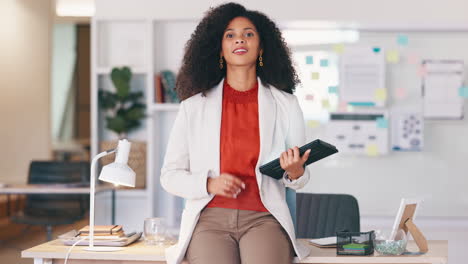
[417, 66, 427, 77]
[394, 87, 407, 99]
[321, 99, 330, 109]
[386, 50, 400, 63]
[372, 47, 381, 53]
[307, 120, 320, 128]
[328, 86, 338, 94]
[306, 56, 313, 64]
[365, 144, 379, 157]
[459, 86, 468, 97]
[349, 102, 375, 107]
[305, 94, 314, 101]
[311, 72, 320, 80]
[333, 44, 345, 54]
[397, 34, 409, 46]
[338, 101, 349, 112]
[406, 54, 419, 65]
[320, 59, 329, 67]
[376, 117, 388, 128]
[375, 88, 387, 102]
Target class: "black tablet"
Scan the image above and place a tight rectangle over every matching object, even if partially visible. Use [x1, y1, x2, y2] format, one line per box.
[259, 139, 338, 179]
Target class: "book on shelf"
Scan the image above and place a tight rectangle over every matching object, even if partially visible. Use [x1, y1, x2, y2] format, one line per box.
[154, 70, 179, 104]
[160, 70, 178, 103]
[154, 73, 165, 103]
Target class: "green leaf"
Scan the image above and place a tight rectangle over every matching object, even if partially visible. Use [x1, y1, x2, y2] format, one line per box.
[125, 120, 141, 132]
[116, 107, 128, 117]
[114, 79, 130, 98]
[121, 67, 131, 81]
[125, 91, 144, 103]
[98, 90, 118, 109]
[106, 116, 126, 134]
[102, 66, 146, 135]
[126, 107, 145, 121]
[111, 67, 132, 98]
[130, 102, 145, 110]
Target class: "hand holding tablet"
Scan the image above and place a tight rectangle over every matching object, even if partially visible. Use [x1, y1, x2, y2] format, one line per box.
[260, 139, 338, 180]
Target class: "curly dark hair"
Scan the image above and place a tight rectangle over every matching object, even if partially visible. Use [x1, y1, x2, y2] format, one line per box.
[176, 2, 300, 101]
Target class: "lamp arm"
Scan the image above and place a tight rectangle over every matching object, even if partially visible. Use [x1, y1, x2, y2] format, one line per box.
[89, 148, 117, 248]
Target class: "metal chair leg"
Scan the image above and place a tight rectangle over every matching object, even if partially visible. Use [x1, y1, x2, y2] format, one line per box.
[46, 225, 52, 241]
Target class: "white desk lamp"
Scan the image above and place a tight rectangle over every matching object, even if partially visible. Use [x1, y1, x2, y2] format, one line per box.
[85, 139, 135, 252]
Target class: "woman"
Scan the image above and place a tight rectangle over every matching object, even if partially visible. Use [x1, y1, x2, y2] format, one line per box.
[161, 3, 311, 264]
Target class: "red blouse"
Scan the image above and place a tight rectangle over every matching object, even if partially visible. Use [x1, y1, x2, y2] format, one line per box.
[206, 80, 268, 212]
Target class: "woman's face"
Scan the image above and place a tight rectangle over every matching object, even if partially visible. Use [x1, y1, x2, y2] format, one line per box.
[221, 16, 262, 69]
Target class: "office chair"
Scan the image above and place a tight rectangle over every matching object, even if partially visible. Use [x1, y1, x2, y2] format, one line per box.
[296, 193, 360, 238]
[11, 161, 90, 241]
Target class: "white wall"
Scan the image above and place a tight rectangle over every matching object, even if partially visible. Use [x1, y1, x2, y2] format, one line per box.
[96, 0, 468, 25]
[300, 31, 468, 218]
[0, 0, 52, 184]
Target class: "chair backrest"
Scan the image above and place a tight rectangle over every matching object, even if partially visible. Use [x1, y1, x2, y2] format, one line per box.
[25, 161, 90, 217]
[285, 188, 296, 229]
[296, 193, 360, 239]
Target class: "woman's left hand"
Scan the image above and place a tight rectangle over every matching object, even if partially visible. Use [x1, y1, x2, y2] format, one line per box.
[279, 147, 311, 180]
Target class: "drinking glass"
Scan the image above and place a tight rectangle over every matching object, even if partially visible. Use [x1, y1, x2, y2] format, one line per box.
[144, 217, 166, 245]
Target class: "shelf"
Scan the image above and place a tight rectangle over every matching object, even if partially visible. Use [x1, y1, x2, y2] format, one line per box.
[95, 188, 148, 198]
[149, 103, 180, 111]
[115, 188, 148, 197]
[92, 18, 193, 226]
[96, 67, 148, 75]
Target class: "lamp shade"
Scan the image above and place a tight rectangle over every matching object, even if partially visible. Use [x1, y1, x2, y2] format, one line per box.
[98, 139, 136, 187]
[99, 163, 136, 187]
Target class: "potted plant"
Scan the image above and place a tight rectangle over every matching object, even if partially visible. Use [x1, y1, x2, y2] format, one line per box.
[98, 66, 146, 188]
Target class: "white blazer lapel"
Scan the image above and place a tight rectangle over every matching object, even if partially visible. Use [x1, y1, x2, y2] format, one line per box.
[256, 78, 277, 187]
[203, 80, 224, 176]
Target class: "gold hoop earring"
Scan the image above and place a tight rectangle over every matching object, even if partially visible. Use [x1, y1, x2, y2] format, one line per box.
[219, 56, 224, 69]
[259, 52, 264, 67]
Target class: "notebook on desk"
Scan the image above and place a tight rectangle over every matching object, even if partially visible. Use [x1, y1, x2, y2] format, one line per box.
[59, 230, 142, 246]
[309, 236, 337, 248]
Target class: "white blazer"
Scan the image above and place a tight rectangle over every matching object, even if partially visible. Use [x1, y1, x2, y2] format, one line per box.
[160, 78, 311, 264]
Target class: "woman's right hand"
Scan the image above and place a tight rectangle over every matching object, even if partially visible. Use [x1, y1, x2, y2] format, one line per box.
[207, 173, 246, 198]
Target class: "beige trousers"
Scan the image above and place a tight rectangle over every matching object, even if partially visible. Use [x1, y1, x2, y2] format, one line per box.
[185, 207, 294, 264]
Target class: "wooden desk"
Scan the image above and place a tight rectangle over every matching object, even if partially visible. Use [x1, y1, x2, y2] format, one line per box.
[0, 184, 116, 224]
[22, 239, 447, 264]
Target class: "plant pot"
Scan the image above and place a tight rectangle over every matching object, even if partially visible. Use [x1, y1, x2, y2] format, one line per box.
[100, 140, 146, 189]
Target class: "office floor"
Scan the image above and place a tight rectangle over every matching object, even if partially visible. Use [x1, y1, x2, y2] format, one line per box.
[0, 217, 87, 264]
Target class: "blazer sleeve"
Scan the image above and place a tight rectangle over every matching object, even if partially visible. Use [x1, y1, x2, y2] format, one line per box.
[281, 96, 310, 189]
[160, 101, 213, 200]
